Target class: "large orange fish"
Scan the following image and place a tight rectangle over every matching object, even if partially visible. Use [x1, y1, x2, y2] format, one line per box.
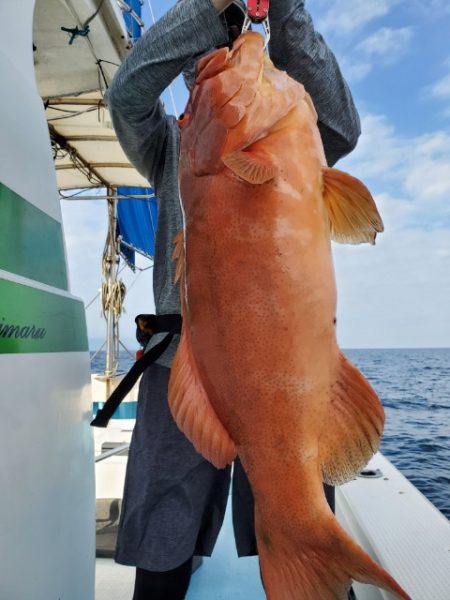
[169, 32, 411, 600]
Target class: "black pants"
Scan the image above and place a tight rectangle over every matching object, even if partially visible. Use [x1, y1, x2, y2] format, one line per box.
[133, 557, 193, 600]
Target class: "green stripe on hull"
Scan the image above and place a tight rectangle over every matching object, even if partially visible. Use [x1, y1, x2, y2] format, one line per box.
[0, 183, 68, 290]
[0, 279, 88, 353]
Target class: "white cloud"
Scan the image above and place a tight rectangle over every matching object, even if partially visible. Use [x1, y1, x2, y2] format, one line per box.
[318, 0, 398, 35]
[331, 113, 450, 347]
[409, 0, 450, 16]
[357, 27, 413, 62]
[341, 27, 413, 82]
[339, 115, 450, 215]
[333, 228, 450, 348]
[430, 73, 450, 100]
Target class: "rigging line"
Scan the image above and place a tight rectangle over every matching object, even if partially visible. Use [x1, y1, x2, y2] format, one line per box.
[47, 106, 98, 121]
[145, 0, 179, 118]
[126, 268, 143, 293]
[59, 189, 88, 199]
[119, 238, 154, 259]
[134, 263, 154, 272]
[97, 58, 120, 67]
[82, 0, 107, 29]
[117, 0, 145, 28]
[90, 339, 107, 361]
[47, 106, 92, 114]
[62, 0, 112, 89]
[97, 61, 108, 98]
[118, 339, 135, 359]
[148, 199, 157, 240]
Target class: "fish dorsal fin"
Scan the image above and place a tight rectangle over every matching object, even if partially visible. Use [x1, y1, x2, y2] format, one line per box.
[322, 167, 384, 245]
[169, 231, 237, 469]
[319, 352, 385, 486]
[223, 138, 278, 184]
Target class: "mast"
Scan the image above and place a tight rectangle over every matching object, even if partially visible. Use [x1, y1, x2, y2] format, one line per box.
[103, 189, 121, 377]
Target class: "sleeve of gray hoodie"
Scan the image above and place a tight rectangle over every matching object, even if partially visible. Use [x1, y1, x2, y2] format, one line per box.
[107, 0, 360, 181]
[268, 0, 361, 166]
[106, 0, 229, 186]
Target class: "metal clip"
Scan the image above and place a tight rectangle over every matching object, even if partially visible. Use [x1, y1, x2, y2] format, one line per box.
[247, 0, 270, 23]
[242, 0, 271, 49]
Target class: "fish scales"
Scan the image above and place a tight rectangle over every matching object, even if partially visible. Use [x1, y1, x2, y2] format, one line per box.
[169, 32, 411, 600]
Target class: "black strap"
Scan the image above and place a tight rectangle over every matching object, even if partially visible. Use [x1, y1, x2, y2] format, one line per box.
[91, 333, 175, 428]
[135, 313, 182, 334]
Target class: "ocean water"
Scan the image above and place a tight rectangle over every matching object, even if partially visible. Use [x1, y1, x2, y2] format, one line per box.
[91, 347, 450, 520]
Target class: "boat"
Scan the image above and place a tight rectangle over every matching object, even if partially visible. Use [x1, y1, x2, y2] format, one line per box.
[1, 1, 449, 599]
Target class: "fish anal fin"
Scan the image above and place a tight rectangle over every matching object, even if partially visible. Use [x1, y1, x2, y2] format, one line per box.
[223, 141, 277, 185]
[323, 167, 384, 245]
[168, 324, 237, 470]
[320, 352, 385, 486]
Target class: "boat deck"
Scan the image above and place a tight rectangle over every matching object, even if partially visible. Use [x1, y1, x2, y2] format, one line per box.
[95, 425, 450, 600]
[95, 499, 265, 600]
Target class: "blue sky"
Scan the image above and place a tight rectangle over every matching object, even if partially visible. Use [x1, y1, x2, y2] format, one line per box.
[61, 0, 450, 350]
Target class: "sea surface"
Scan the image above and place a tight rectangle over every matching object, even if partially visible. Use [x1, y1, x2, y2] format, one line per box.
[91, 347, 450, 519]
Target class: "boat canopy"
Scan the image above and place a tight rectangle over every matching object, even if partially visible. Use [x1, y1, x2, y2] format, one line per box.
[34, 0, 159, 261]
[34, 0, 149, 190]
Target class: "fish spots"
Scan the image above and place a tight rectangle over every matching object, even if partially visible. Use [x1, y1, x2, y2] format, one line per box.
[333, 318, 337, 326]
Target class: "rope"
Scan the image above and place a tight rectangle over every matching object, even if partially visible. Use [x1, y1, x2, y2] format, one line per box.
[101, 280, 126, 318]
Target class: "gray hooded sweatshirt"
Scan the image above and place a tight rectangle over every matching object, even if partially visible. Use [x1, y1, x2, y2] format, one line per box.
[106, 0, 361, 367]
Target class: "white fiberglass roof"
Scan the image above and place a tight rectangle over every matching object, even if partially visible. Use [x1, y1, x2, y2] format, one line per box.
[33, 0, 149, 190]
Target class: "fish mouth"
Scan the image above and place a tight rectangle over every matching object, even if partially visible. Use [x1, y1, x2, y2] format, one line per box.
[194, 32, 265, 91]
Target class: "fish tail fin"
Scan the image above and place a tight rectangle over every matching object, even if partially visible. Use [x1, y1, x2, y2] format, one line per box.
[256, 507, 411, 600]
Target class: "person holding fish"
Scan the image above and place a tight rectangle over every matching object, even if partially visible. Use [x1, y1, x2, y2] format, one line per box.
[105, 1, 376, 599]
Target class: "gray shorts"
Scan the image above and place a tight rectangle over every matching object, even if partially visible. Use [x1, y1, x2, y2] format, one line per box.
[115, 363, 257, 572]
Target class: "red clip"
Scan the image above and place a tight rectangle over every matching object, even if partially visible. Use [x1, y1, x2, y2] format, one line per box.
[247, 0, 270, 23]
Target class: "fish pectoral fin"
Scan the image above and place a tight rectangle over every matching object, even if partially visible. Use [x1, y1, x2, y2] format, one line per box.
[168, 329, 237, 470]
[319, 352, 385, 486]
[222, 142, 278, 184]
[322, 167, 384, 245]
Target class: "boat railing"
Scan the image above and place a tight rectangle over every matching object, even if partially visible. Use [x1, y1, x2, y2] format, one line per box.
[95, 443, 130, 463]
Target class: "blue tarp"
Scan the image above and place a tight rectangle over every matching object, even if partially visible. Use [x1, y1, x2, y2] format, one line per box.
[117, 188, 158, 266]
[116, 2, 159, 267]
[122, 0, 144, 41]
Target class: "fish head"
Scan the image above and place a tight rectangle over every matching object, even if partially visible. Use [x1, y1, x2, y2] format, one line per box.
[179, 32, 321, 183]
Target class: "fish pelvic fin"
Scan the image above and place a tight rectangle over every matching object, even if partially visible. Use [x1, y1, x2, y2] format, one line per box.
[169, 231, 237, 470]
[257, 507, 411, 600]
[319, 352, 385, 486]
[322, 167, 384, 245]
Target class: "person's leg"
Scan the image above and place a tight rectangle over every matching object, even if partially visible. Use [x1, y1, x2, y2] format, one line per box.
[232, 459, 336, 557]
[115, 364, 232, 597]
[132, 557, 193, 600]
[232, 460, 355, 597]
